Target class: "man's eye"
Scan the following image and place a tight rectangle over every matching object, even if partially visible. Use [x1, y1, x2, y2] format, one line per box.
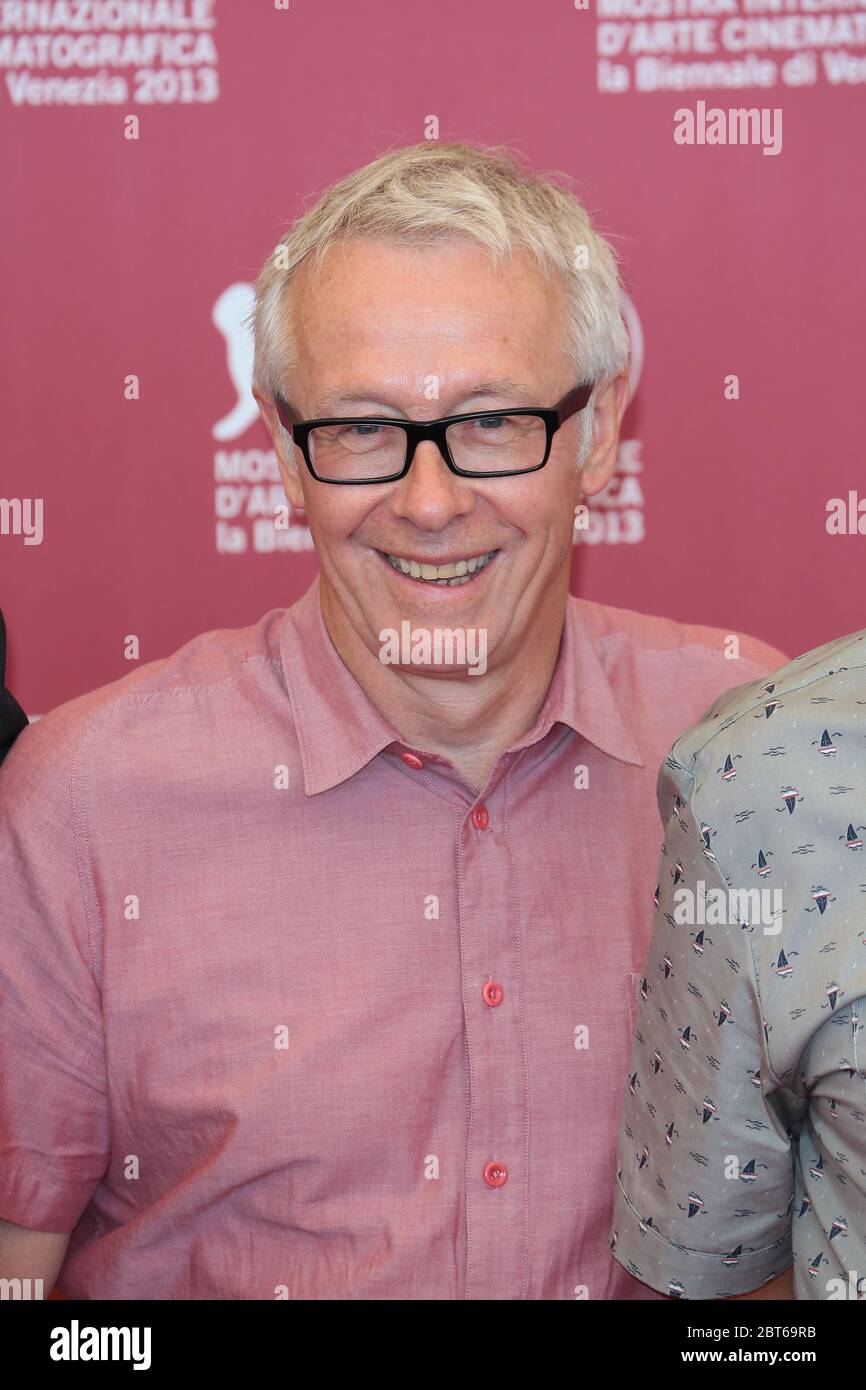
[346, 423, 383, 438]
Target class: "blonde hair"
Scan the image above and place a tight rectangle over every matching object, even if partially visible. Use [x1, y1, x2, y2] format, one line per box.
[247, 140, 631, 457]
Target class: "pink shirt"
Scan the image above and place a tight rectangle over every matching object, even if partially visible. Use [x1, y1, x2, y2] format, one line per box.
[0, 580, 786, 1299]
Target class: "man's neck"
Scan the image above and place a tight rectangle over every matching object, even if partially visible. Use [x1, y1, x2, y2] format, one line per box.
[319, 582, 569, 794]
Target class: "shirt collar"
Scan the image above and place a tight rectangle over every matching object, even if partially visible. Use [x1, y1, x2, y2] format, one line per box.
[279, 579, 643, 796]
[516, 595, 644, 769]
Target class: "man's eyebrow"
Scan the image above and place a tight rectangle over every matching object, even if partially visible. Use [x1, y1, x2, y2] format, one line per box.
[308, 379, 537, 417]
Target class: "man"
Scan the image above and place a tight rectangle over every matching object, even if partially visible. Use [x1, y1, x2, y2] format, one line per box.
[0, 610, 28, 765]
[0, 141, 787, 1299]
[611, 628, 866, 1299]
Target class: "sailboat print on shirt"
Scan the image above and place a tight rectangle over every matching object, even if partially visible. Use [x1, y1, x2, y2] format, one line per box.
[611, 630, 866, 1301]
[816, 729, 838, 755]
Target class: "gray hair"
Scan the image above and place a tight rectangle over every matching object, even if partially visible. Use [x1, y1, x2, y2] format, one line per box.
[247, 140, 631, 463]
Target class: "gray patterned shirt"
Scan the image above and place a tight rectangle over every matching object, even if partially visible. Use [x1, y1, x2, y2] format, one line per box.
[610, 627, 866, 1299]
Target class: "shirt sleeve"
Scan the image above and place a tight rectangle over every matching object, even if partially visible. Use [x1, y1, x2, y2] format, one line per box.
[0, 708, 110, 1232]
[0, 610, 28, 765]
[609, 754, 796, 1298]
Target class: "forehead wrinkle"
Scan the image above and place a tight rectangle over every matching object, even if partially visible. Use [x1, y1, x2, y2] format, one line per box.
[309, 319, 528, 357]
[313, 377, 539, 416]
[322, 306, 535, 334]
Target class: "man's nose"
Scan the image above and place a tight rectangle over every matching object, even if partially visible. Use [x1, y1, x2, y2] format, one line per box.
[388, 439, 475, 530]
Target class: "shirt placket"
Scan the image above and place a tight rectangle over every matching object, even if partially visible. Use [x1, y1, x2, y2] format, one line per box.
[457, 763, 529, 1299]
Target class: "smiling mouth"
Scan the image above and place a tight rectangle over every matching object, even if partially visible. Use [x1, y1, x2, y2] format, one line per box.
[377, 548, 499, 587]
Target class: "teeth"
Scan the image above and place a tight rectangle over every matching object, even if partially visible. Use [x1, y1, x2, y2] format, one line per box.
[383, 549, 497, 585]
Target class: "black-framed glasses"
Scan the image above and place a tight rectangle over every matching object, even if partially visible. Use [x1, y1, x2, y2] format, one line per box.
[271, 380, 594, 484]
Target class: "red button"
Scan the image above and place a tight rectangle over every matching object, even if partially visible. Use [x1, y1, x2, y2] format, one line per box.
[482, 980, 504, 1007]
[399, 751, 424, 769]
[483, 1161, 508, 1188]
[471, 804, 489, 830]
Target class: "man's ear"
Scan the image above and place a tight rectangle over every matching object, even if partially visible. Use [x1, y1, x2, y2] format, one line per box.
[579, 370, 630, 499]
[252, 387, 305, 511]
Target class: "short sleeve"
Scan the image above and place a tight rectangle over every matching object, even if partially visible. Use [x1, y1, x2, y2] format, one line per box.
[0, 710, 110, 1232]
[609, 756, 797, 1298]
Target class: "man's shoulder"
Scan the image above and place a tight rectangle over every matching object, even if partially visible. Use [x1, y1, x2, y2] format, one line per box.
[668, 623, 866, 781]
[0, 608, 289, 793]
[569, 594, 788, 738]
[571, 593, 786, 673]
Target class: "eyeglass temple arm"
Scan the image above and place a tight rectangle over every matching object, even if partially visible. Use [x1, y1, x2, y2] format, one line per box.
[273, 391, 297, 430]
[557, 380, 594, 426]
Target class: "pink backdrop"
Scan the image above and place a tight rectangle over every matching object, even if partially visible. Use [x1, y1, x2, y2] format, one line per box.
[3, 0, 864, 715]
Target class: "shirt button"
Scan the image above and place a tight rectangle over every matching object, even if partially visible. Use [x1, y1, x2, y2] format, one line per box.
[399, 751, 424, 769]
[483, 1160, 508, 1188]
[482, 980, 504, 1007]
[471, 804, 489, 830]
